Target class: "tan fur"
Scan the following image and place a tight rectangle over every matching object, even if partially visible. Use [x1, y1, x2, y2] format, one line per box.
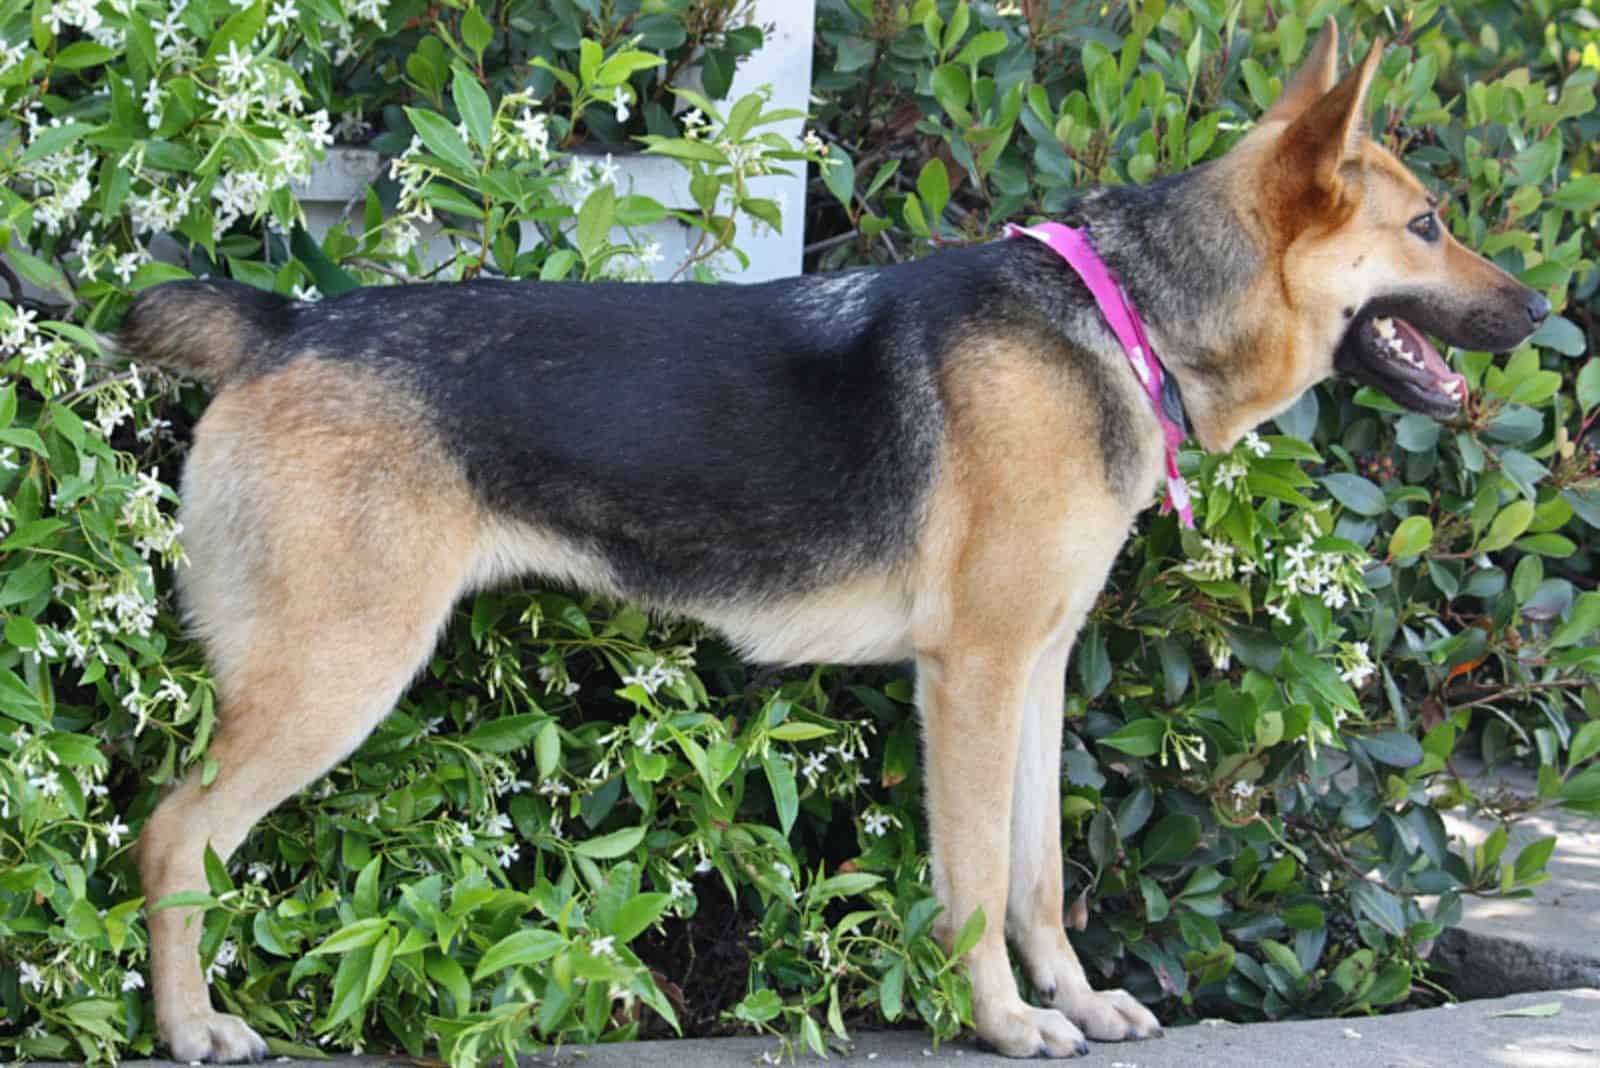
[904, 332, 1164, 1055]
[693, 568, 915, 666]
[143, 360, 483, 1061]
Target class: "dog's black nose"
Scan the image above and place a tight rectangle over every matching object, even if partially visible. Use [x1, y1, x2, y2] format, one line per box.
[1525, 290, 1551, 325]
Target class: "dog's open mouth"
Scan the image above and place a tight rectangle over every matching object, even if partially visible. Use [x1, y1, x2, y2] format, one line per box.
[1334, 312, 1468, 419]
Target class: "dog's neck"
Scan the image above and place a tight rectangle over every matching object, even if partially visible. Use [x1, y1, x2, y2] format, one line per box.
[1070, 166, 1266, 452]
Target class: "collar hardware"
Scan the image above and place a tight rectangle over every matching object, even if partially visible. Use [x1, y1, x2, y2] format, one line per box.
[1006, 222, 1195, 528]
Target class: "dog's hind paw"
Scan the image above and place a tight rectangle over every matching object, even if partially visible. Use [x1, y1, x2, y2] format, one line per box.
[1053, 986, 1163, 1043]
[164, 1012, 269, 1063]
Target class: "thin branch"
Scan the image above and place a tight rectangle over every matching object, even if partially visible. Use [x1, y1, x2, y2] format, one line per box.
[343, 257, 415, 283]
[803, 231, 859, 256]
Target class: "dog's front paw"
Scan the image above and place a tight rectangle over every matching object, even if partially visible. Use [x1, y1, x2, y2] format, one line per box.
[975, 999, 1090, 1058]
[1050, 986, 1163, 1043]
[163, 1011, 269, 1063]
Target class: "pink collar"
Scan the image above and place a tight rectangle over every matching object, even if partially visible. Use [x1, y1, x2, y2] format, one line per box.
[1006, 222, 1195, 528]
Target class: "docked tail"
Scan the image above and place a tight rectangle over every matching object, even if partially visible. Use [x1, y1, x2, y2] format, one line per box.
[119, 279, 295, 386]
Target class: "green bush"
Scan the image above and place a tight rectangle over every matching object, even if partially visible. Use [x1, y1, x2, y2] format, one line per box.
[1, 0, 1597, 1064]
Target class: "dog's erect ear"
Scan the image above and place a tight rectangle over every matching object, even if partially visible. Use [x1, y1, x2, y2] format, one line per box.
[1277, 36, 1385, 197]
[1262, 16, 1341, 125]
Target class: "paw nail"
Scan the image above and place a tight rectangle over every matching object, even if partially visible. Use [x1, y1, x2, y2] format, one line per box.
[1075, 1040, 1089, 1056]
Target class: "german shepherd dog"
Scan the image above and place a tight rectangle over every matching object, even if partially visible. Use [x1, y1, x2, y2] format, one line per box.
[124, 20, 1547, 1061]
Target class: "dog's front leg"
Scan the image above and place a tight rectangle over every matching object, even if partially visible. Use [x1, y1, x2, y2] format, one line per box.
[917, 643, 1089, 1058]
[1006, 636, 1164, 1044]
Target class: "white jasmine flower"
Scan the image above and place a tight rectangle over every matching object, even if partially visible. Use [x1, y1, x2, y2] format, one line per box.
[122, 970, 146, 991]
[862, 809, 897, 837]
[590, 935, 616, 958]
[206, 939, 238, 981]
[218, 41, 253, 85]
[266, 0, 298, 29]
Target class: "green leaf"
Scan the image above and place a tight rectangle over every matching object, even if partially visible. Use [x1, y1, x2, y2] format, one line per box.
[1389, 516, 1432, 558]
[289, 226, 358, 297]
[451, 65, 494, 155]
[54, 42, 118, 69]
[1480, 500, 1535, 554]
[951, 904, 985, 957]
[642, 136, 729, 165]
[403, 106, 476, 173]
[768, 721, 834, 742]
[1356, 731, 1423, 768]
[1350, 881, 1406, 937]
[1142, 813, 1201, 867]
[1101, 717, 1163, 758]
[6, 248, 71, 298]
[1528, 315, 1586, 357]
[463, 713, 544, 753]
[204, 3, 266, 63]
[879, 960, 905, 1020]
[954, 30, 1008, 67]
[822, 146, 855, 211]
[612, 893, 670, 943]
[595, 50, 666, 88]
[1321, 473, 1386, 516]
[615, 195, 667, 226]
[575, 184, 616, 261]
[1285, 647, 1360, 715]
[1577, 360, 1600, 414]
[535, 721, 560, 779]
[917, 158, 950, 225]
[473, 929, 566, 980]
[19, 122, 96, 163]
[462, 6, 493, 61]
[1568, 721, 1600, 769]
[811, 872, 883, 901]
[1512, 836, 1557, 883]
[931, 64, 972, 123]
[760, 751, 798, 837]
[574, 825, 645, 859]
[834, 36, 876, 73]
[310, 917, 389, 956]
[1550, 591, 1600, 648]
[425, 952, 471, 1015]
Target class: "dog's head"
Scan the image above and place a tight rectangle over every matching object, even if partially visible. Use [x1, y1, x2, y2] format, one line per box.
[1202, 19, 1547, 446]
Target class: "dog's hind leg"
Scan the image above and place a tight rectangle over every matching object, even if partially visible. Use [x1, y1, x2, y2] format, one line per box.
[137, 370, 478, 1062]
[1006, 628, 1163, 1044]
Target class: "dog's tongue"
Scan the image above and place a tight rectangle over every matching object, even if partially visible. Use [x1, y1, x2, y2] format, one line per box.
[1395, 317, 1468, 404]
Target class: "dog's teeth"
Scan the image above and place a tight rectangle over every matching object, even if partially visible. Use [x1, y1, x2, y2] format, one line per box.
[1443, 380, 1462, 400]
[1375, 317, 1397, 339]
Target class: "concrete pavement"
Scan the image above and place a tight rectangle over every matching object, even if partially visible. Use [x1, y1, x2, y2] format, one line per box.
[1435, 761, 1600, 998]
[111, 988, 1600, 1067]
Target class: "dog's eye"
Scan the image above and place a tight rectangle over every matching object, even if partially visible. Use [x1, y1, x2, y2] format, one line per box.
[1408, 212, 1440, 242]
